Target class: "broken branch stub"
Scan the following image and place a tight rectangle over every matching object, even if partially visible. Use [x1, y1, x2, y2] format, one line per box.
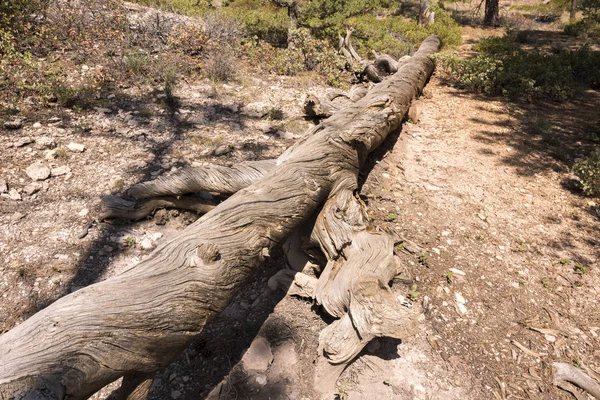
[0, 35, 442, 399]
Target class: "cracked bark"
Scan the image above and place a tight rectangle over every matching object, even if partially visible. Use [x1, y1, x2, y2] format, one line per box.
[0, 35, 442, 400]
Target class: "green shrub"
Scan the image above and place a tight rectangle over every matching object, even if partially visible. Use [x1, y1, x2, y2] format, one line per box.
[581, 0, 600, 21]
[437, 35, 600, 101]
[223, 1, 289, 47]
[564, 19, 600, 37]
[347, 5, 462, 58]
[130, 0, 213, 16]
[574, 149, 600, 197]
[298, 0, 393, 42]
[242, 28, 349, 87]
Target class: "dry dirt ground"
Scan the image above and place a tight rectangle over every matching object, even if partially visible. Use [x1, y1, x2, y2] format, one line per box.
[1, 14, 600, 400]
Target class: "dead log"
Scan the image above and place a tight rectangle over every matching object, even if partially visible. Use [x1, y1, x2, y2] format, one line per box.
[0, 35, 442, 399]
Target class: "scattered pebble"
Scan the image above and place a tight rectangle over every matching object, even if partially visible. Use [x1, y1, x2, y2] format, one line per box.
[277, 130, 294, 140]
[23, 183, 42, 195]
[26, 162, 51, 181]
[214, 145, 231, 156]
[11, 212, 24, 222]
[35, 137, 56, 149]
[9, 189, 22, 201]
[455, 292, 468, 314]
[51, 166, 71, 176]
[254, 374, 268, 386]
[44, 149, 58, 160]
[14, 137, 33, 147]
[67, 142, 85, 153]
[4, 120, 23, 130]
[242, 337, 273, 372]
[0, 179, 7, 193]
[449, 268, 466, 276]
[139, 239, 154, 250]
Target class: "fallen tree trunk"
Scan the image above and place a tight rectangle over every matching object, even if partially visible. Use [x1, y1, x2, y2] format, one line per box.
[0, 35, 442, 399]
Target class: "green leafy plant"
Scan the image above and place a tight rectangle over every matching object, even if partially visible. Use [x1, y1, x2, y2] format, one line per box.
[560, 258, 572, 265]
[417, 251, 430, 266]
[125, 237, 136, 248]
[446, 270, 454, 284]
[573, 149, 600, 197]
[436, 34, 600, 102]
[573, 263, 589, 275]
[407, 283, 420, 301]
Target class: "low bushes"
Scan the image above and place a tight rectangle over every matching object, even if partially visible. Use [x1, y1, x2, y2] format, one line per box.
[437, 34, 600, 101]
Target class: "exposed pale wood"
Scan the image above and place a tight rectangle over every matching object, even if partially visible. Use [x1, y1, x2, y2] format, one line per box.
[419, 0, 430, 25]
[553, 362, 600, 399]
[303, 84, 371, 119]
[128, 159, 276, 198]
[100, 194, 216, 220]
[0, 35, 441, 399]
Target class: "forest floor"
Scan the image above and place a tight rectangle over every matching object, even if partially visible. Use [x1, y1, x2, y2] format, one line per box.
[1, 3, 599, 400]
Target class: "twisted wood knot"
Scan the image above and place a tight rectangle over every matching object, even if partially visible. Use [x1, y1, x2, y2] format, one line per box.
[197, 242, 220, 263]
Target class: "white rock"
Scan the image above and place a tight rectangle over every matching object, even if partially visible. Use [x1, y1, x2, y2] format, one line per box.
[277, 130, 294, 140]
[139, 239, 153, 250]
[150, 232, 163, 241]
[0, 178, 7, 193]
[14, 137, 33, 147]
[242, 337, 273, 372]
[33, 122, 42, 128]
[23, 183, 42, 195]
[241, 102, 271, 118]
[44, 149, 57, 160]
[214, 145, 231, 156]
[545, 334, 556, 343]
[26, 162, 51, 181]
[35, 136, 56, 149]
[449, 268, 466, 276]
[79, 208, 89, 217]
[51, 166, 71, 176]
[94, 107, 112, 114]
[67, 142, 85, 152]
[11, 212, 24, 222]
[254, 374, 267, 386]
[9, 189, 21, 200]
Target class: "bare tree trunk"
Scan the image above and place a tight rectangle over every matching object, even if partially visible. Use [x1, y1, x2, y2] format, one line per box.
[570, 0, 577, 21]
[0, 35, 442, 400]
[484, 0, 499, 26]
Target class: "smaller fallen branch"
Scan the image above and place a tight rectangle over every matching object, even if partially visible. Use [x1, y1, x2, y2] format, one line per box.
[338, 28, 408, 83]
[419, 0, 435, 26]
[304, 84, 372, 119]
[553, 362, 600, 400]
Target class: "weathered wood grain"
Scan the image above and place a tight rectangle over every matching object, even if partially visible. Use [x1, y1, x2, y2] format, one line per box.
[0, 35, 441, 399]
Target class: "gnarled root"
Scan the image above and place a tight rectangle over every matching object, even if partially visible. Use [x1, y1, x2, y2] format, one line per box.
[100, 159, 276, 221]
[100, 194, 216, 220]
[129, 159, 276, 199]
[553, 362, 600, 399]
